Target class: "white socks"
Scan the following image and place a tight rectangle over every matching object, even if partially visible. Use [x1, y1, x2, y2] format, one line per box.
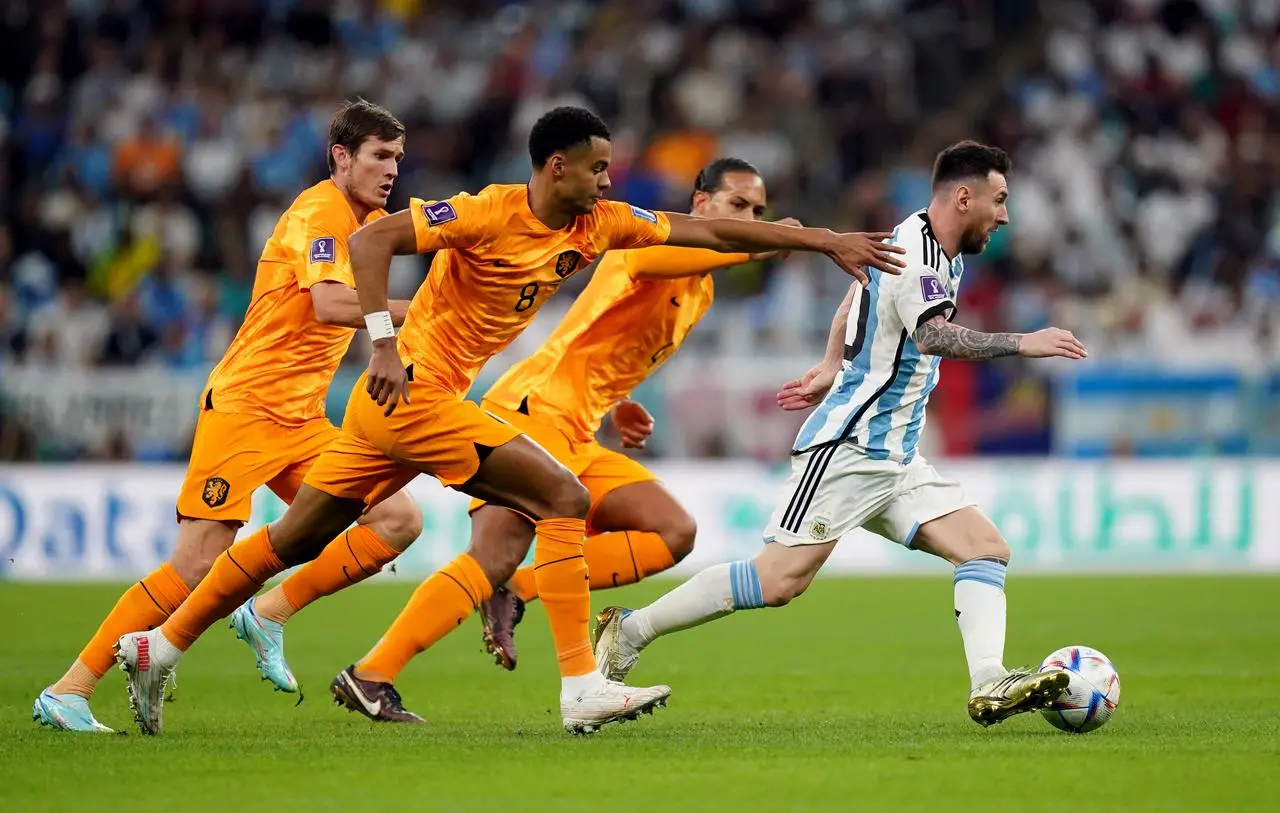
[561, 669, 606, 701]
[953, 557, 1008, 689]
[145, 628, 185, 669]
[622, 560, 764, 651]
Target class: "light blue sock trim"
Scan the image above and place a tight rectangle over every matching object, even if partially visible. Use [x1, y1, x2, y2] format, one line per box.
[729, 560, 764, 609]
[953, 558, 1007, 590]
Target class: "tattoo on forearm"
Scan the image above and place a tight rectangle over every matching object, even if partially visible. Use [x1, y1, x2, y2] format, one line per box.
[913, 318, 1019, 360]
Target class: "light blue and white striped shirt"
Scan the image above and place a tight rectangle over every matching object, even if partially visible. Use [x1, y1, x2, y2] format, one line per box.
[793, 209, 964, 462]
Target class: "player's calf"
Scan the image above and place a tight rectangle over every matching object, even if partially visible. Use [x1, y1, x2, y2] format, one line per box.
[470, 506, 536, 670]
[753, 540, 834, 607]
[912, 508, 1010, 566]
[268, 485, 368, 565]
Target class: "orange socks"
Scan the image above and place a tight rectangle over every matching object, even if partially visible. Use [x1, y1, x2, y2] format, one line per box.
[55, 563, 190, 695]
[511, 530, 676, 602]
[355, 553, 491, 684]
[254, 526, 400, 624]
[509, 567, 538, 603]
[160, 528, 284, 652]
[532, 517, 594, 677]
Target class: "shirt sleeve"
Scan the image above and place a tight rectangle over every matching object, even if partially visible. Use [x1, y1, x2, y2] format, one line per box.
[295, 205, 357, 291]
[625, 244, 750, 279]
[408, 193, 491, 254]
[596, 201, 672, 251]
[893, 263, 956, 332]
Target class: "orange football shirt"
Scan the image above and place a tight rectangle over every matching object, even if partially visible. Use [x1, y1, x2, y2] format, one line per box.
[203, 180, 385, 425]
[485, 245, 748, 442]
[397, 184, 672, 395]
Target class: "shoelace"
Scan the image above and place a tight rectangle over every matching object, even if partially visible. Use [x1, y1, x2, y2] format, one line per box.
[384, 684, 407, 707]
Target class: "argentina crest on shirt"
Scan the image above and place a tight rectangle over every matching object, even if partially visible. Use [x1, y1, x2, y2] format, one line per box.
[792, 209, 963, 464]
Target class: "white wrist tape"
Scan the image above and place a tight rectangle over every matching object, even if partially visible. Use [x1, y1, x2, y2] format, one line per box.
[364, 311, 395, 341]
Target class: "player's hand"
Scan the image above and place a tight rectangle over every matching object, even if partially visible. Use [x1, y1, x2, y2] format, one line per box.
[1017, 328, 1088, 360]
[612, 399, 655, 449]
[826, 232, 907, 285]
[366, 339, 411, 416]
[777, 363, 839, 411]
[751, 218, 803, 262]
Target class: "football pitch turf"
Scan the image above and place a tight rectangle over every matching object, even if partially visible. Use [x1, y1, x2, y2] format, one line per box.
[2, 576, 1276, 812]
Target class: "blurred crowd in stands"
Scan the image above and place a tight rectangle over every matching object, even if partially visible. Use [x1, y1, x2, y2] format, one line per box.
[2, 0, 1277, 460]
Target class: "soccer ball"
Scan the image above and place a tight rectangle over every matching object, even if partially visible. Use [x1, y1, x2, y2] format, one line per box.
[1038, 646, 1120, 733]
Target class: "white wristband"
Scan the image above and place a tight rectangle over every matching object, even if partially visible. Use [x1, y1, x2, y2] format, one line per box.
[364, 311, 395, 341]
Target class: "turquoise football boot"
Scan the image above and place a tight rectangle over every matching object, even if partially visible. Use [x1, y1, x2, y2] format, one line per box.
[229, 598, 299, 693]
[32, 688, 114, 733]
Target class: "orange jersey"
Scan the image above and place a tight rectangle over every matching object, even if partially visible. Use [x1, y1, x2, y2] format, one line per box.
[485, 244, 749, 442]
[203, 180, 385, 425]
[397, 184, 672, 395]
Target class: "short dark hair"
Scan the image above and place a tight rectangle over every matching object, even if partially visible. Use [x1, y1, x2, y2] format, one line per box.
[327, 99, 405, 174]
[690, 157, 760, 208]
[528, 106, 610, 168]
[931, 141, 1011, 190]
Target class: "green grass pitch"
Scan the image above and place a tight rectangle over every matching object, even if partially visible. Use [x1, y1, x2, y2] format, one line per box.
[2, 576, 1277, 812]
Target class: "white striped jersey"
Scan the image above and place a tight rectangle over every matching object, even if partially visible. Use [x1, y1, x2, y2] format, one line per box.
[793, 209, 963, 461]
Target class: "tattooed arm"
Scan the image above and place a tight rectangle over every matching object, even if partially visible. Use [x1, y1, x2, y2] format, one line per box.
[913, 315, 1020, 360]
[913, 315, 1089, 361]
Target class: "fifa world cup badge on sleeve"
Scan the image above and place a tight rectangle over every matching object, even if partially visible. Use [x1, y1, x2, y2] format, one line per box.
[920, 274, 948, 302]
[630, 205, 658, 224]
[422, 201, 458, 226]
[309, 237, 336, 263]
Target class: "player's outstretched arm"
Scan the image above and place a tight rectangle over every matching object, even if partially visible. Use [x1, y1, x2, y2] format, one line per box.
[663, 213, 906, 285]
[777, 282, 858, 411]
[349, 209, 418, 415]
[310, 281, 411, 328]
[630, 218, 805, 281]
[913, 315, 1088, 361]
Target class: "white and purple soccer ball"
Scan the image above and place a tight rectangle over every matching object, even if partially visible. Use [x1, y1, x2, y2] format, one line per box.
[1038, 646, 1120, 733]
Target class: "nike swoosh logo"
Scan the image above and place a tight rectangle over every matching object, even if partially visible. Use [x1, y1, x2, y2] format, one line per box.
[345, 675, 381, 716]
[492, 260, 514, 267]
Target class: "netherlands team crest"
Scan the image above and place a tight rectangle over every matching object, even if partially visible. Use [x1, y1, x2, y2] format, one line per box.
[202, 477, 230, 508]
[554, 250, 583, 279]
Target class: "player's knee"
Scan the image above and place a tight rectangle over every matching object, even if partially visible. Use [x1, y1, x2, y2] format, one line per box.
[168, 548, 219, 589]
[966, 531, 1010, 565]
[170, 519, 237, 588]
[544, 475, 591, 520]
[659, 511, 697, 562]
[373, 500, 423, 549]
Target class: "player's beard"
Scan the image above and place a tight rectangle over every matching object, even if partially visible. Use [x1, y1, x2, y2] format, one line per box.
[959, 225, 991, 255]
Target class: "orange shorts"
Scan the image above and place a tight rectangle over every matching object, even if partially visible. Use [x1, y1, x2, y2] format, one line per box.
[468, 401, 656, 529]
[303, 373, 523, 505]
[176, 409, 342, 523]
